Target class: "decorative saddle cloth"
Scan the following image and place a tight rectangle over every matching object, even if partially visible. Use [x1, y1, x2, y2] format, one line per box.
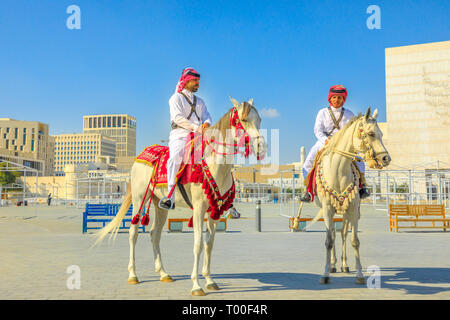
[304, 146, 364, 203]
[134, 133, 235, 226]
[135, 134, 204, 187]
[304, 148, 327, 202]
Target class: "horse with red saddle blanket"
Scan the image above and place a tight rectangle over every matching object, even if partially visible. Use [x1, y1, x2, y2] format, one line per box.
[93, 97, 266, 296]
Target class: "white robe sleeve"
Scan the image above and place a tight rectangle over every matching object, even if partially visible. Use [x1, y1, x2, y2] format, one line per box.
[314, 109, 328, 144]
[169, 95, 199, 132]
[201, 102, 212, 125]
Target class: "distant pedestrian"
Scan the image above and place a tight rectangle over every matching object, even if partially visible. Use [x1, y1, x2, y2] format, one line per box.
[47, 193, 52, 206]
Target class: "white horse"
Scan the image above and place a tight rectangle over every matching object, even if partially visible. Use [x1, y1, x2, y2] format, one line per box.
[93, 97, 266, 296]
[309, 107, 390, 284]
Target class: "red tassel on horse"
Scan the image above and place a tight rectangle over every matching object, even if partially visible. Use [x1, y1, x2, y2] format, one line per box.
[141, 214, 150, 226]
[131, 214, 140, 225]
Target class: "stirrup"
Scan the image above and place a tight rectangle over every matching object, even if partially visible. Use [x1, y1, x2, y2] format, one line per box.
[359, 188, 370, 199]
[158, 197, 175, 210]
[300, 192, 312, 203]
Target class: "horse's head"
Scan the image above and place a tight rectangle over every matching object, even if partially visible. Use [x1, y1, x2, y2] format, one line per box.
[229, 97, 266, 160]
[354, 107, 391, 169]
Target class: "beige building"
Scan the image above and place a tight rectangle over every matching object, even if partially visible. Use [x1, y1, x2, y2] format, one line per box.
[83, 114, 136, 158]
[53, 133, 117, 174]
[383, 40, 450, 169]
[0, 118, 55, 176]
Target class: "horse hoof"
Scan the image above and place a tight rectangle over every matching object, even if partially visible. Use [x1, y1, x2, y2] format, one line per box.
[206, 283, 220, 291]
[160, 276, 174, 283]
[320, 277, 330, 284]
[128, 277, 139, 285]
[355, 277, 366, 285]
[330, 267, 337, 273]
[342, 267, 350, 273]
[191, 288, 206, 296]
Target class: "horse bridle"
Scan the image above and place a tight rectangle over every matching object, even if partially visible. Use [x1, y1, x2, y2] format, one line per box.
[202, 106, 252, 158]
[331, 118, 387, 169]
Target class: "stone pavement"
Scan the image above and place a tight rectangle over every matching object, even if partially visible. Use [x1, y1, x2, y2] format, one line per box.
[0, 202, 449, 300]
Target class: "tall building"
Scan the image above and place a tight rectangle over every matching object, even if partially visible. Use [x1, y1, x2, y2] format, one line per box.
[383, 40, 450, 168]
[82, 114, 136, 158]
[0, 118, 54, 176]
[53, 133, 116, 174]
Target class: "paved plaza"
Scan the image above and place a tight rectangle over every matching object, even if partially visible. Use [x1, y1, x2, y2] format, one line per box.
[0, 202, 449, 300]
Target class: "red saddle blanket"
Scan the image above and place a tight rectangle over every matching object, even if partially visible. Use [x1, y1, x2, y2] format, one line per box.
[134, 133, 235, 227]
[135, 136, 204, 186]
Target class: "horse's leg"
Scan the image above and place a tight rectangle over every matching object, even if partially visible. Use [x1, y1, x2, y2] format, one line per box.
[127, 195, 143, 284]
[330, 227, 337, 273]
[350, 204, 365, 284]
[202, 217, 219, 290]
[127, 164, 154, 284]
[341, 217, 350, 273]
[151, 201, 172, 282]
[320, 205, 335, 284]
[191, 198, 207, 296]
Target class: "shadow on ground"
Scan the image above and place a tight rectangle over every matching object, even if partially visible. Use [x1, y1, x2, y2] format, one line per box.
[154, 267, 450, 295]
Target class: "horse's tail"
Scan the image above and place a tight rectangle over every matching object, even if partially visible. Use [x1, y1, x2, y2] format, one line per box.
[91, 183, 132, 248]
[302, 208, 323, 231]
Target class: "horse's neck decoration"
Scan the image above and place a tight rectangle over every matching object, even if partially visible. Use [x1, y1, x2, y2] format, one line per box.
[203, 105, 251, 158]
[316, 161, 360, 215]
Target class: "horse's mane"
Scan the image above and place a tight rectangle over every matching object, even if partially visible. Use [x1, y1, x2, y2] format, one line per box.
[209, 102, 254, 138]
[325, 113, 362, 152]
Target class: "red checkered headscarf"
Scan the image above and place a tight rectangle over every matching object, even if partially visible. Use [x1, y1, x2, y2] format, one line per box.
[328, 85, 348, 105]
[176, 67, 200, 93]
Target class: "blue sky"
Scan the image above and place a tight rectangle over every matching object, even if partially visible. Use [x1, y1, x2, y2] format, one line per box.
[0, 0, 449, 163]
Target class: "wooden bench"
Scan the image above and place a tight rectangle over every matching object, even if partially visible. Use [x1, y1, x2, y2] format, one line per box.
[168, 218, 227, 232]
[82, 203, 146, 233]
[289, 217, 344, 231]
[389, 204, 450, 232]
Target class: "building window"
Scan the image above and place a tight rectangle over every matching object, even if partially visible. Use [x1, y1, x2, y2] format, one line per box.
[108, 117, 111, 127]
[5, 140, 9, 149]
[31, 140, 34, 151]
[103, 117, 106, 127]
[14, 128, 18, 139]
[112, 117, 116, 127]
[89, 118, 92, 128]
[23, 134, 26, 145]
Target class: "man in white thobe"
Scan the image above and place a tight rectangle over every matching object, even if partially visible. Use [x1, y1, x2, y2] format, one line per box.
[159, 68, 212, 210]
[300, 85, 369, 202]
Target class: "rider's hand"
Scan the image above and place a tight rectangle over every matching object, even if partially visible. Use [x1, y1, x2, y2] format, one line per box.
[198, 122, 210, 135]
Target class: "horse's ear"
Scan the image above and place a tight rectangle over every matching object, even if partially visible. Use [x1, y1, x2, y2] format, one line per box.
[229, 96, 241, 109]
[365, 107, 372, 120]
[372, 108, 378, 120]
[248, 98, 254, 106]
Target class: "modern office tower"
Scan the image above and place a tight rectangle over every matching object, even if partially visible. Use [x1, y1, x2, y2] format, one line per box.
[82, 114, 136, 158]
[52, 133, 116, 174]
